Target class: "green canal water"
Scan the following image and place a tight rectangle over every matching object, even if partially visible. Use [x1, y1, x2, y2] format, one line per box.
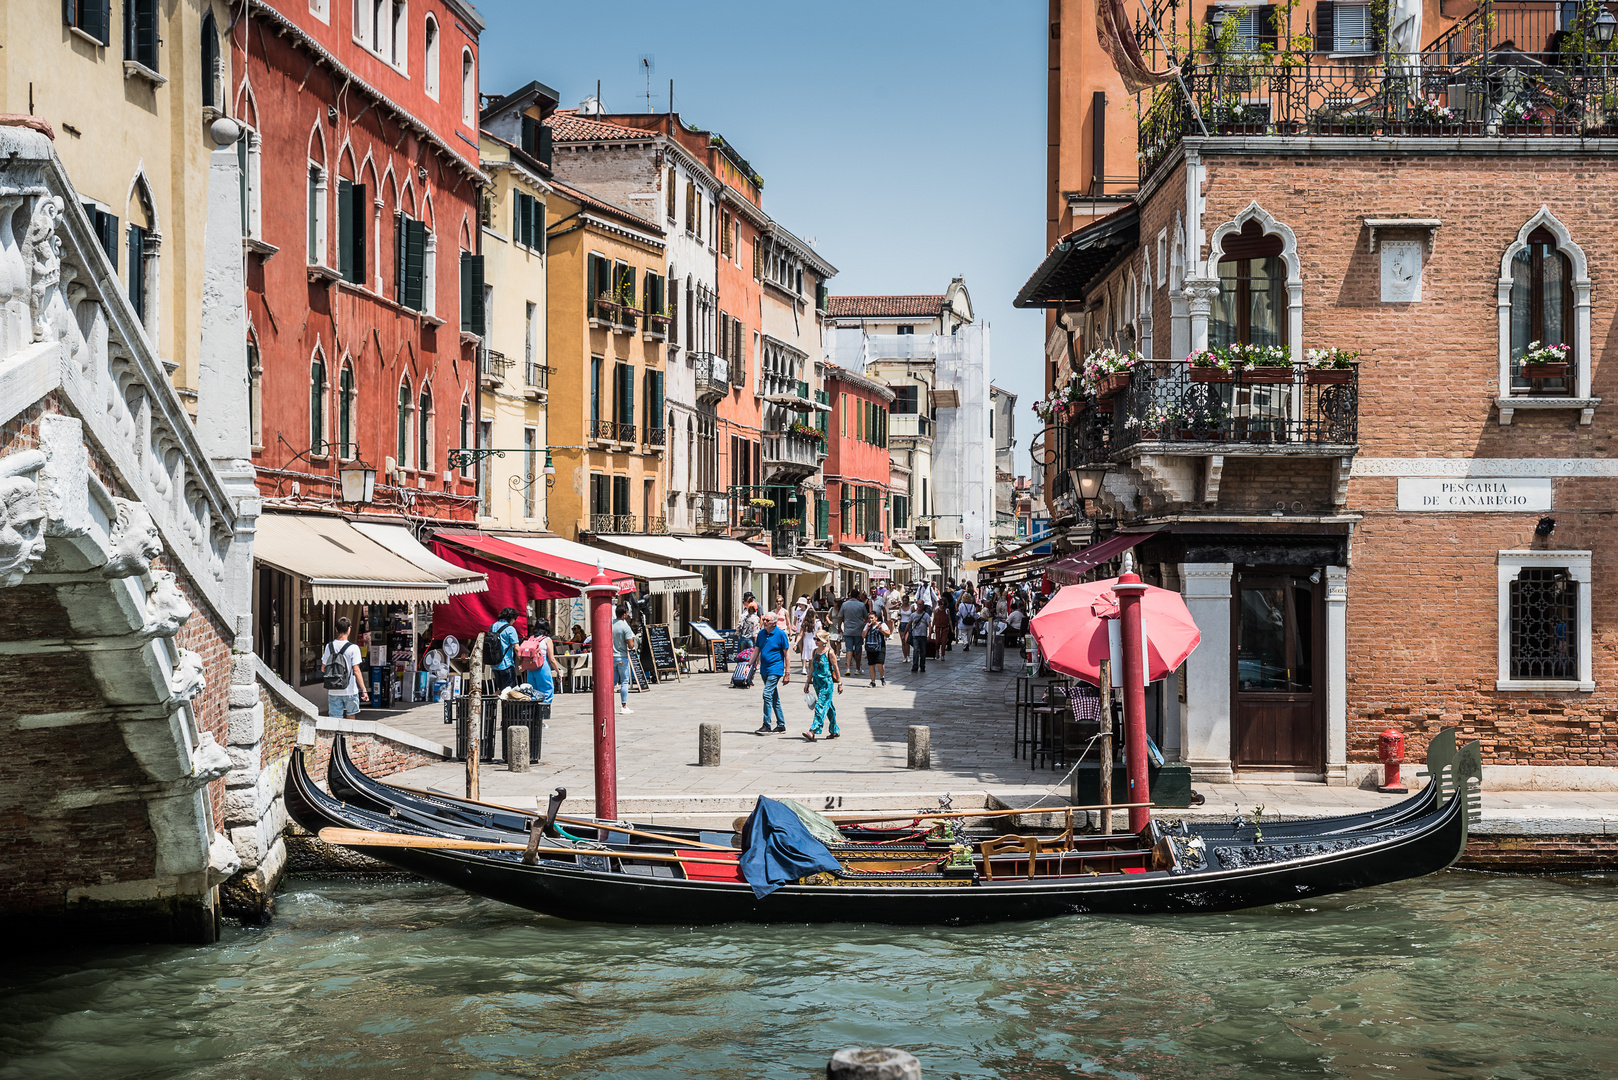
[1, 871, 1614, 1079]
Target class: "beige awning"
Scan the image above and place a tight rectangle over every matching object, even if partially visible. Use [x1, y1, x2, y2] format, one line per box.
[255, 513, 451, 606]
[350, 522, 488, 595]
[844, 544, 907, 570]
[501, 535, 702, 594]
[801, 549, 871, 574]
[897, 541, 942, 575]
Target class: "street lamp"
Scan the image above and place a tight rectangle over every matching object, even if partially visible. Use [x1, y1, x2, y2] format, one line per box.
[1069, 467, 1108, 506]
[1594, 6, 1617, 44]
[339, 460, 377, 503]
[544, 448, 557, 488]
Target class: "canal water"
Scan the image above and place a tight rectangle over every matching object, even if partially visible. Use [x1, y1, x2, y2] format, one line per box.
[1, 870, 1613, 1079]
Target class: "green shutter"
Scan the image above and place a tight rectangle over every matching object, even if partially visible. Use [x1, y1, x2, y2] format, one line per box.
[337, 180, 353, 282]
[460, 252, 485, 333]
[521, 115, 538, 157]
[537, 125, 553, 168]
[126, 224, 145, 319]
[403, 219, 426, 311]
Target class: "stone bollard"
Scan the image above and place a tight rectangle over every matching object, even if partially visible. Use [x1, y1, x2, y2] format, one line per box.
[505, 725, 529, 772]
[699, 721, 721, 766]
[828, 1047, 922, 1079]
[907, 725, 931, 769]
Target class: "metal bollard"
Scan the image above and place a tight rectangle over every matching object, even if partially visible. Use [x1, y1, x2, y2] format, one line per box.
[907, 725, 930, 770]
[698, 721, 721, 766]
[505, 725, 529, 772]
[828, 1047, 922, 1079]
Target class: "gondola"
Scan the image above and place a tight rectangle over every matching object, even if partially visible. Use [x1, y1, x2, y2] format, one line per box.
[287, 746, 1478, 925]
[324, 728, 1472, 849]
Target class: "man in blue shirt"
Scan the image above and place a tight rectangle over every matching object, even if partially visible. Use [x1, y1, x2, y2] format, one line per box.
[489, 607, 522, 692]
[753, 611, 791, 735]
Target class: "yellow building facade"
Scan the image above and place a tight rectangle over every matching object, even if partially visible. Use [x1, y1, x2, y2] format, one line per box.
[3, 0, 230, 408]
[544, 179, 668, 540]
[475, 131, 551, 530]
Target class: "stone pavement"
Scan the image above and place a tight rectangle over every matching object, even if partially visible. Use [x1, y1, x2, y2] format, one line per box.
[368, 648, 1618, 834]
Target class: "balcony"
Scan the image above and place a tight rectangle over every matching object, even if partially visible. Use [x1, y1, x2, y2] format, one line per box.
[524, 362, 551, 402]
[589, 420, 636, 444]
[644, 313, 671, 342]
[762, 430, 824, 478]
[888, 412, 933, 440]
[645, 426, 667, 450]
[694, 491, 729, 531]
[590, 513, 638, 534]
[693, 352, 730, 403]
[645, 515, 668, 534]
[773, 529, 800, 558]
[479, 349, 514, 389]
[1135, 0, 1618, 184]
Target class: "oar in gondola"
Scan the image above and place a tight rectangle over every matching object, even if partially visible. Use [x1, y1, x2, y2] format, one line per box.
[550, 815, 733, 851]
[317, 827, 741, 867]
[824, 803, 1152, 826]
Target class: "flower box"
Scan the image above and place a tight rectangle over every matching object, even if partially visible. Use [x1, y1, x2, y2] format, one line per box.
[1096, 374, 1131, 398]
[1242, 366, 1295, 383]
[1190, 367, 1234, 383]
[1215, 122, 1268, 136]
[1094, 399, 1114, 415]
[1522, 362, 1570, 379]
[1305, 368, 1355, 385]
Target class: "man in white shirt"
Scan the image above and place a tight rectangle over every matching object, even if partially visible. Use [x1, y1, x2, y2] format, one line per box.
[321, 617, 369, 718]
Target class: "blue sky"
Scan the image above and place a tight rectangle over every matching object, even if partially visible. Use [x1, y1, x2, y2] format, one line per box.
[475, 0, 1050, 464]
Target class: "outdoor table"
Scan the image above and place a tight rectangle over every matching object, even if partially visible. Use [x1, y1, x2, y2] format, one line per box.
[556, 652, 592, 694]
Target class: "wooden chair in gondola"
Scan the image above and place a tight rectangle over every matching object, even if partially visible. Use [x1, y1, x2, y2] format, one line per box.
[979, 822, 1080, 881]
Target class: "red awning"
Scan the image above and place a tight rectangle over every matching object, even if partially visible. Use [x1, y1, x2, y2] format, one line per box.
[1045, 532, 1153, 587]
[426, 532, 635, 643]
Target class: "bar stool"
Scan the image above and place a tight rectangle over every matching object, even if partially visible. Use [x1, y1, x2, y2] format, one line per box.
[1030, 685, 1065, 770]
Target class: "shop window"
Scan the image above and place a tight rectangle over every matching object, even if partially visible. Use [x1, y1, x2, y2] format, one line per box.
[1211, 220, 1285, 348]
[1497, 550, 1593, 691]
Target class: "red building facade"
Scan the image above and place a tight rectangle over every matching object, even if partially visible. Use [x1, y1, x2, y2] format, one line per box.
[823, 366, 893, 549]
[232, 0, 486, 522]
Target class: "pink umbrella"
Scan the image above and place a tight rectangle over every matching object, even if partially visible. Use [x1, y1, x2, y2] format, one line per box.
[1030, 577, 1201, 685]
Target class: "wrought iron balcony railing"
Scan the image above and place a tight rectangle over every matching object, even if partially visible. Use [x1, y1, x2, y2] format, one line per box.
[589, 420, 636, 443]
[525, 362, 551, 390]
[645, 515, 668, 534]
[590, 513, 615, 533]
[693, 351, 730, 402]
[479, 349, 514, 386]
[1068, 363, 1359, 466]
[645, 426, 667, 447]
[589, 513, 637, 534]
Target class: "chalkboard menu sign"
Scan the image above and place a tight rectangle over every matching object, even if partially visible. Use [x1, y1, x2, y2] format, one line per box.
[646, 623, 679, 677]
[625, 651, 651, 692]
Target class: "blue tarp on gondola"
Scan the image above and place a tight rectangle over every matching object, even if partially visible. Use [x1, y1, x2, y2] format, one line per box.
[738, 796, 843, 898]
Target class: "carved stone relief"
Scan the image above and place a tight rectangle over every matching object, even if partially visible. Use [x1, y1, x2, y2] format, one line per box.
[0, 450, 48, 586]
[168, 648, 207, 705]
[105, 498, 164, 578]
[143, 569, 193, 638]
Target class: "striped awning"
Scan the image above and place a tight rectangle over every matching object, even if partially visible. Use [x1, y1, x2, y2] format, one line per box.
[254, 513, 451, 606]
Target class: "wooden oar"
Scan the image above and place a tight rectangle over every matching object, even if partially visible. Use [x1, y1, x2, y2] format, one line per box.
[826, 803, 1152, 825]
[551, 814, 732, 852]
[317, 828, 740, 867]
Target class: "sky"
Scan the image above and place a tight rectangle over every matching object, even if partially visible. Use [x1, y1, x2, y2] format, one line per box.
[474, 0, 1050, 455]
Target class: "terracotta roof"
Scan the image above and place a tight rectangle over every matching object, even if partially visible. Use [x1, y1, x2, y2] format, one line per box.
[825, 295, 946, 319]
[545, 110, 656, 143]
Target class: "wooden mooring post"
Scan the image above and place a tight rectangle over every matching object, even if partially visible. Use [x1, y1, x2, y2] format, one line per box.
[466, 632, 485, 800]
[1098, 658, 1113, 835]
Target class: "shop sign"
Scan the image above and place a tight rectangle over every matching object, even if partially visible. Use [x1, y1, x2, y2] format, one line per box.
[1396, 477, 1552, 512]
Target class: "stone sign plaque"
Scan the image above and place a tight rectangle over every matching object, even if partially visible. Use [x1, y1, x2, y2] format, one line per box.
[1396, 477, 1552, 511]
[1381, 239, 1423, 302]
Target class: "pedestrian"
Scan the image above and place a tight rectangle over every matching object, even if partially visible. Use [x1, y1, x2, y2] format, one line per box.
[915, 577, 937, 613]
[864, 609, 891, 686]
[908, 601, 928, 672]
[610, 603, 637, 715]
[753, 610, 791, 735]
[872, 585, 887, 621]
[957, 591, 978, 652]
[489, 607, 522, 692]
[840, 590, 868, 675]
[1005, 599, 1028, 662]
[320, 616, 370, 718]
[773, 593, 789, 629]
[931, 599, 952, 662]
[517, 620, 559, 700]
[739, 600, 762, 687]
[795, 598, 817, 675]
[803, 629, 842, 741]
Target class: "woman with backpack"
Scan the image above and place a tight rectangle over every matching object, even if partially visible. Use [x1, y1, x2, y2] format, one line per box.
[518, 620, 559, 704]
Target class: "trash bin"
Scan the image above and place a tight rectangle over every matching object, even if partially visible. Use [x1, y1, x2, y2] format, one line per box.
[499, 699, 547, 764]
[451, 697, 501, 762]
[988, 632, 1005, 673]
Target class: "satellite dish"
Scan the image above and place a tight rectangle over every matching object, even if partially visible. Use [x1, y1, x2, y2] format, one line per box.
[442, 635, 461, 659]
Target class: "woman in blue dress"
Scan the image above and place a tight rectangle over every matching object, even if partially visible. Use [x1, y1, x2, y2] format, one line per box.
[803, 629, 843, 742]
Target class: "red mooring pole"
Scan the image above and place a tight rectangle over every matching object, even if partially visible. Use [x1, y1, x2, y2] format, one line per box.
[585, 567, 619, 821]
[1113, 571, 1151, 832]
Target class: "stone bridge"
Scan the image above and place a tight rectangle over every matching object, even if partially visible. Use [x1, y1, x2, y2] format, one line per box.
[0, 123, 270, 943]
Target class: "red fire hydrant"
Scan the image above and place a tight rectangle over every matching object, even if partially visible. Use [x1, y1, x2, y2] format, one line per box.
[1377, 728, 1408, 794]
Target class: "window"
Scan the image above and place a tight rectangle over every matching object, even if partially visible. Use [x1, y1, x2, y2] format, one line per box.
[83, 201, 118, 270]
[1315, 2, 1374, 53]
[893, 495, 910, 531]
[612, 475, 631, 518]
[124, 0, 158, 71]
[423, 15, 439, 98]
[519, 115, 552, 165]
[238, 128, 263, 240]
[353, 0, 369, 42]
[248, 336, 263, 448]
[841, 393, 848, 437]
[1209, 4, 1274, 52]
[1497, 550, 1592, 691]
[337, 363, 355, 459]
[126, 222, 148, 322]
[310, 0, 330, 23]
[337, 179, 366, 284]
[478, 420, 492, 514]
[897, 325, 914, 336]
[64, 0, 111, 45]
[308, 164, 329, 266]
[644, 369, 665, 437]
[523, 427, 537, 519]
[524, 301, 537, 364]
[396, 380, 413, 466]
[666, 168, 677, 221]
[390, 0, 406, 67]
[394, 213, 426, 309]
[461, 48, 476, 128]
[459, 251, 484, 331]
[614, 362, 635, 430]
[590, 356, 603, 427]
[200, 12, 220, 108]
[1211, 220, 1285, 348]
[684, 182, 695, 234]
[1510, 227, 1572, 390]
[720, 210, 732, 257]
[310, 356, 328, 454]
[590, 473, 610, 518]
[613, 260, 635, 309]
[459, 397, 472, 477]
[418, 385, 433, 470]
[1156, 230, 1168, 287]
[512, 191, 544, 250]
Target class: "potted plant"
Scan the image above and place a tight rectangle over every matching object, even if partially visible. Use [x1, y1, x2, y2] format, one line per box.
[1187, 348, 1234, 383]
[1083, 347, 1143, 399]
[1301, 347, 1361, 384]
[1209, 98, 1268, 135]
[1232, 343, 1293, 381]
[1407, 97, 1459, 131]
[1500, 99, 1547, 134]
[1519, 341, 1571, 379]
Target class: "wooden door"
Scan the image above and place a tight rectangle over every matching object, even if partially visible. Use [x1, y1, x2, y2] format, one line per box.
[1231, 573, 1323, 771]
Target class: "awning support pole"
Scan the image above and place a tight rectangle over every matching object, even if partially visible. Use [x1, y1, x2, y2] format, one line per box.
[585, 567, 620, 821]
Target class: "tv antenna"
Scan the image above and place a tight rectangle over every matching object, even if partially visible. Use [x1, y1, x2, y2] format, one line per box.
[638, 55, 655, 113]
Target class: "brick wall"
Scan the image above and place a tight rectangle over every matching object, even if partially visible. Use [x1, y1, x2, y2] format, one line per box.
[302, 731, 441, 786]
[1459, 834, 1618, 872]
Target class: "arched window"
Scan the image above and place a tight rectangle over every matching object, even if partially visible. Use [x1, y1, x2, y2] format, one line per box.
[338, 362, 356, 459]
[1510, 226, 1572, 389]
[459, 396, 472, 477]
[397, 379, 413, 467]
[423, 15, 439, 99]
[1211, 219, 1285, 349]
[310, 354, 328, 453]
[461, 48, 476, 128]
[200, 11, 220, 108]
[248, 334, 263, 449]
[390, 0, 406, 66]
[418, 385, 433, 470]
